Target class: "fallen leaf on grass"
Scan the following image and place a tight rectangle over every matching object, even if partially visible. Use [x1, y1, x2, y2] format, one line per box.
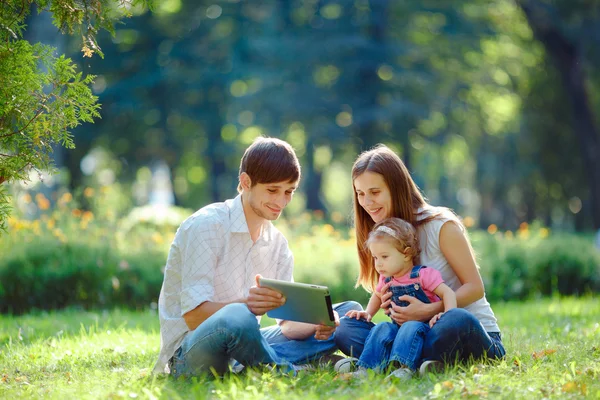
[532, 349, 556, 360]
[562, 381, 587, 395]
[442, 380, 454, 390]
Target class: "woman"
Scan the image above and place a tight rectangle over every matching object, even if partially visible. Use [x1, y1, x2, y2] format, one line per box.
[334, 144, 505, 374]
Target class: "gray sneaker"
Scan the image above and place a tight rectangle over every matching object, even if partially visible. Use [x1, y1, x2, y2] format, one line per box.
[348, 367, 369, 379]
[334, 357, 359, 373]
[419, 360, 444, 376]
[385, 367, 414, 381]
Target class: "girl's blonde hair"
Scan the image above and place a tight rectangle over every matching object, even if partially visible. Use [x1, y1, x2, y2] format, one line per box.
[366, 217, 421, 264]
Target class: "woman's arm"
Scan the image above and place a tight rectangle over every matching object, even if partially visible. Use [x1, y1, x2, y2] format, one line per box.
[438, 221, 484, 307]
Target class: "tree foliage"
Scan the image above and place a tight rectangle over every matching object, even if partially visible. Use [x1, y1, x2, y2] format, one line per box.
[0, 0, 151, 231]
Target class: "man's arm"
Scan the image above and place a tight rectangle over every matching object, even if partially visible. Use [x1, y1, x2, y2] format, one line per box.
[184, 275, 285, 331]
[183, 299, 245, 331]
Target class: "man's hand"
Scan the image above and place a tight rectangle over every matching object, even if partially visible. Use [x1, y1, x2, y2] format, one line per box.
[247, 274, 285, 316]
[314, 310, 340, 340]
[345, 310, 372, 322]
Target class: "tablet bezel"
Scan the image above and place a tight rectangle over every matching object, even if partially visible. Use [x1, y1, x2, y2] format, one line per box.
[258, 278, 336, 327]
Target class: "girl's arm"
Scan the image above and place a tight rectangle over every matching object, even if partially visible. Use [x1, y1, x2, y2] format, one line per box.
[365, 292, 382, 317]
[346, 293, 381, 321]
[433, 283, 457, 312]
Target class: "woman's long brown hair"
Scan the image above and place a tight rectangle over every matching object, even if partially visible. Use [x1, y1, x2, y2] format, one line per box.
[352, 144, 440, 292]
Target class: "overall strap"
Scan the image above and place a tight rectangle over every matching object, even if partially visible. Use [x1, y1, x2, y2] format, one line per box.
[384, 276, 393, 284]
[409, 265, 425, 279]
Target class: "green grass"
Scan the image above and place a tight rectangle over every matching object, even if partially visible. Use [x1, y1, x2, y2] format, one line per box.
[1, 297, 599, 399]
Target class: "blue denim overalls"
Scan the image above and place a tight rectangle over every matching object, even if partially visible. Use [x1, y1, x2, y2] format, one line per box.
[385, 265, 434, 325]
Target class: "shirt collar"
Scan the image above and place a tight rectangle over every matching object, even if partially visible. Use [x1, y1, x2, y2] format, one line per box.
[229, 194, 273, 242]
[229, 194, 248, 233]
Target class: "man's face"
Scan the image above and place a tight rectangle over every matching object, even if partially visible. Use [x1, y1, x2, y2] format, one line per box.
[245, 179, 299, 221]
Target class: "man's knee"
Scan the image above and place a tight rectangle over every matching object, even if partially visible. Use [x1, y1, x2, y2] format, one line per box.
[334, 301, 363, 315]
[212, 303, 259, 333]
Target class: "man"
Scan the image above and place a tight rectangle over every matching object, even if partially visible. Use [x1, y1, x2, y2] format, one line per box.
[154, 137, 361, 376]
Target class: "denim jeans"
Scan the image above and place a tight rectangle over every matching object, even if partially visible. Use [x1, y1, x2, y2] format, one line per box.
[170, 301, 363, 377]
[335, 308, 505, 366]
[358, 321, 430, 371]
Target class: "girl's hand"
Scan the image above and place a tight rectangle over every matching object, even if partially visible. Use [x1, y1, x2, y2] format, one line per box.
[388, 295, 438, 325]
[345, 310, 372, 322]
[429, 312, 444, 328]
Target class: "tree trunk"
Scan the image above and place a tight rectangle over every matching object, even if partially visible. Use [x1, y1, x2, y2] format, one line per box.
[519, 0, 600, 229]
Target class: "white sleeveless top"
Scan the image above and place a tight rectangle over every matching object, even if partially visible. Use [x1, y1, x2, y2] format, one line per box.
[417, 207, 500, 333]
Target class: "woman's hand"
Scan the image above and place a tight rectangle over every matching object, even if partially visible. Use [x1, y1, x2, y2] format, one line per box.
[378, 282, 392, 312]
[387, 295, 440, 325]
[345, 310, 372, 322]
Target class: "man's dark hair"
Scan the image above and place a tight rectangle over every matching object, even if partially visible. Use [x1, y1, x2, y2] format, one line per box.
[237, 137, 301, 192]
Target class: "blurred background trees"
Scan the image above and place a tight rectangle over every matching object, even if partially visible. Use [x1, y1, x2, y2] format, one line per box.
[5, 0, 600, 232]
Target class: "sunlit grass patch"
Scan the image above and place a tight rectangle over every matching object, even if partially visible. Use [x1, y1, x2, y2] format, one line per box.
[1, 297, 599, 399]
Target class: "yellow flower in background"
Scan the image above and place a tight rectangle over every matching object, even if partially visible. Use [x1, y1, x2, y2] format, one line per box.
[84, 187, 94, 198]
[82, 211, 94, 222]
[331, 211, 344, 224]
[32, 220, 41, 235]
[487, 224, 498, 234]
[47, 219, 56, 229]
[36, 193, 50, 210]
[463, 216, 475, 228]
[540, 227, 550, 238]
[72, 209, 82, 218]
[7, 217, 18, 229]
[22, 193, 32, 204]
[60, 192, 73, 204]
[322, 224, 335, 235]
[151, 232, 164, 244]
[505, 231, 514, 239]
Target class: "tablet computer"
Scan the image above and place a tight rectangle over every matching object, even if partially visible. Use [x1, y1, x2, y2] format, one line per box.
[258, 278, 336, 327]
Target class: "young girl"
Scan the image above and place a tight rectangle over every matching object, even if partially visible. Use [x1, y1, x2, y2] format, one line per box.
[344, 218, 456, 380]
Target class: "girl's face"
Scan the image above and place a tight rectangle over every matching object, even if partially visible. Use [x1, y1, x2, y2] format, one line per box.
[369, 239, 411, 278]
[354, 171, 392, 223]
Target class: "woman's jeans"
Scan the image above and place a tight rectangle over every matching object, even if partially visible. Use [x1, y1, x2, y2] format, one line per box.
[335, 308, 506, 366]
[358, 321, 429, 371]
[169, 301, 363, 377]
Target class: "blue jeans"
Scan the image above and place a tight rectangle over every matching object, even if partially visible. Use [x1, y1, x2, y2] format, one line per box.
[170, 301, 363, 377]
[358, 321, 429, 371]
[335, 308, 505, 365]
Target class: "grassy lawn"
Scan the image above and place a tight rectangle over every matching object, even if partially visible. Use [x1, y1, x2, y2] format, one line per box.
[1, 297, 598, 399]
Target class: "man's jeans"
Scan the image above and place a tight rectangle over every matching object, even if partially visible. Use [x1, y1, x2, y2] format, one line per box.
[335, 308, 506, 366]
[170, 301, 363, 377]
[358, 321, 429, 371]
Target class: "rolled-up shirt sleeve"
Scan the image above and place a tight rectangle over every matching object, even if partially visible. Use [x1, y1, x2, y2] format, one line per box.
[179, 224, 219, 316]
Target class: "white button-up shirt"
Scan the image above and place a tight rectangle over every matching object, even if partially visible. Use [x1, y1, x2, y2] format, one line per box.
[154, 195, 294, 373]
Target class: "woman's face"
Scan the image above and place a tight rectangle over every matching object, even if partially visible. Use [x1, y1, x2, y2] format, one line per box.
[353, 171, 392, 223]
